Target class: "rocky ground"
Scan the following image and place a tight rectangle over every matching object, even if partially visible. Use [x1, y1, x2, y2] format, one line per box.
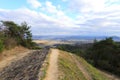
[0, 49, 49, 80]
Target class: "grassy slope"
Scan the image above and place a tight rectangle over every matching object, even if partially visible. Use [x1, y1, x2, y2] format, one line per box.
[58, 50, 87, 80]
[58, 50, 110, 80]
[75, 55, 110, 80]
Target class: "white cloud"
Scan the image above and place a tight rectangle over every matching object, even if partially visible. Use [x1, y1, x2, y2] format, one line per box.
[0, 8, 79, 35]
[41, 1, 77, 28]
[1, 6, 120, 36]
[81, 0, 105, 12]
[69, 0, 120, 13]
[1, 0, 120, 36]
[102, 21, 119, 27]
[44, 1, 59, 14]
[27, 0, 42, 8]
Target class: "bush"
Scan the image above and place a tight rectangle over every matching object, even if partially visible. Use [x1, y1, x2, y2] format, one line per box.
[0, 40, 4, 52]
[1, 21, 33, 49]
[3, 38, 17, 49]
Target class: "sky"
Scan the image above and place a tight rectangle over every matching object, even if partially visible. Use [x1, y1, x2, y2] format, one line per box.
[0, 0, 120, 36]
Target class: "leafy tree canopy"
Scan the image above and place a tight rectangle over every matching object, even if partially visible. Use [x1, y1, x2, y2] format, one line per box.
[0, 21, 33, 49]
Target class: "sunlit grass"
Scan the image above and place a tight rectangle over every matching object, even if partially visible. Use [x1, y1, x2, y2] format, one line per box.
[58, 50, 111, 80]
[75, 55, 110, 80]
[58, 50, 87, 80]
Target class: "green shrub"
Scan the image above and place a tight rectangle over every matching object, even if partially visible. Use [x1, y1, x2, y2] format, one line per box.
[3, 38, 17, 49]
[0, 40, 4, 52]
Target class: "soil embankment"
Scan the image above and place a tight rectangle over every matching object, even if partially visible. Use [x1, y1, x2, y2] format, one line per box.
[0, 49, 49, 80]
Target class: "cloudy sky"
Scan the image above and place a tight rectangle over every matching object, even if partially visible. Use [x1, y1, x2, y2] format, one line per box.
[0, 0, 120, 36]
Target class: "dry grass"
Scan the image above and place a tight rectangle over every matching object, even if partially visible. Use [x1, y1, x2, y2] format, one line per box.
[33, 40, 72, 46]
[33, 40, 60, 46]
[33, 40, 49, 44]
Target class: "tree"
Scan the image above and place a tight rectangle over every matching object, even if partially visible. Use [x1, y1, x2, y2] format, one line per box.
[20, 22, 32, 47]
[86, 37, 120, 76]
[1, 21, 33, 48]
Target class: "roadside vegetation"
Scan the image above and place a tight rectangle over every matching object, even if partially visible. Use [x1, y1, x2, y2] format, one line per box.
[74, 55, 110, 80]
[0, 21, 37, 53]
[57, 37, 120, 77]
[58, 50, 87, 80]
[58, 50, 110, 80]
[39, 49, 51, 80]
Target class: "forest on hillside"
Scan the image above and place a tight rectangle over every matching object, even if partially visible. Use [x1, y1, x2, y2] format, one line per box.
[57, 38, 120, 76]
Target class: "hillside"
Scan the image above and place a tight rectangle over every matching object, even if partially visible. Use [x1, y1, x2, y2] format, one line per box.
[0, 46, 29, 70]
[43, 49, 120, 80]
[0, 48, 119, 80]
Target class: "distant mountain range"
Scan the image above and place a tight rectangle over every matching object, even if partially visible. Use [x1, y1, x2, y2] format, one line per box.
[32, 35, 120, 41]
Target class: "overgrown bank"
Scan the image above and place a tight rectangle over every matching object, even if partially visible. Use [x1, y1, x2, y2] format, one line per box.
[58, 50, 110, 80]
[57, 38, 120, 77]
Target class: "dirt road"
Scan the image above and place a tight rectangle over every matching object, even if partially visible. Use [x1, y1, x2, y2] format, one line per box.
[44, 49, 59, 80]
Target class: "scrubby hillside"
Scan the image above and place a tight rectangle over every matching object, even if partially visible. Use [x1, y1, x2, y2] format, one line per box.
[57, 38, 120, 77]
[58, 50, 112, 80]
